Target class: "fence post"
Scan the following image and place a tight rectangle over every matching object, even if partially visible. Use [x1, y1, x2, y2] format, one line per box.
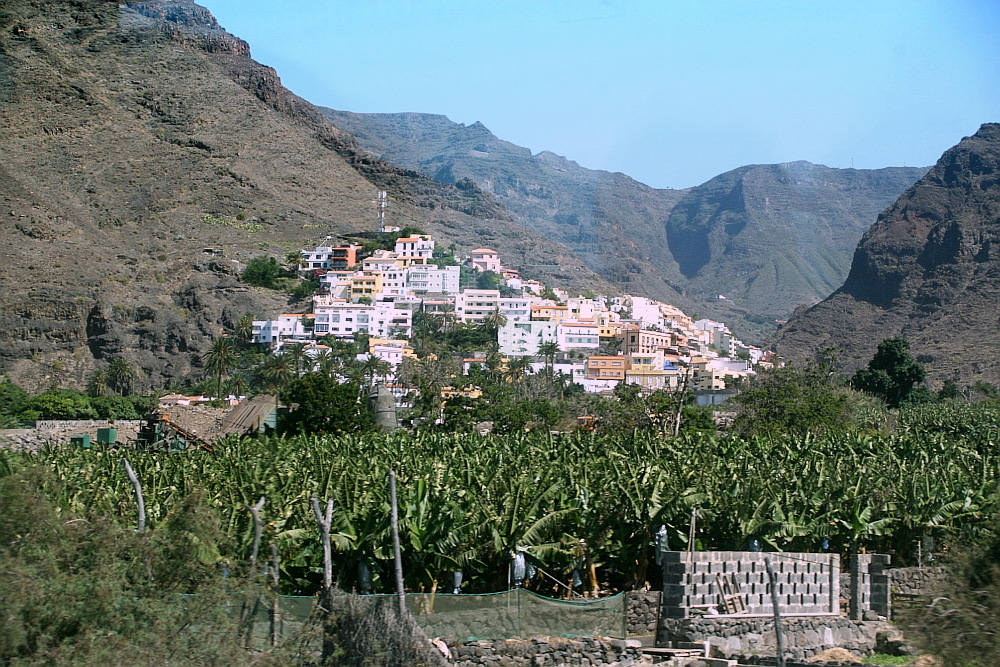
[765, 556, 786, 667]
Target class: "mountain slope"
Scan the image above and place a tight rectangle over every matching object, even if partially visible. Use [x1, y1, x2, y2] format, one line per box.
[322, 110, 693, 307]
[321, 110, 926, 338]
[772, 123, 1000, 385]
[0, 0, 608, 392]
[665, 162, 929, 318]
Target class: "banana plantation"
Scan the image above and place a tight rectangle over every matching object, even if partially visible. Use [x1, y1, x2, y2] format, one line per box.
[3, 401, 999, 598]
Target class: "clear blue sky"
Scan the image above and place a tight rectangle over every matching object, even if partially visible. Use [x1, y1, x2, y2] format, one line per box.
[200, 1, 999, 189]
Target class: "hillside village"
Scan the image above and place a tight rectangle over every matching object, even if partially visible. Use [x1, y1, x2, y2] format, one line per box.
[250, 222, 776, 409]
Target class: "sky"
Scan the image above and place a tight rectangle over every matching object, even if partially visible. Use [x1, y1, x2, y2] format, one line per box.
[199, 1, 999, 190]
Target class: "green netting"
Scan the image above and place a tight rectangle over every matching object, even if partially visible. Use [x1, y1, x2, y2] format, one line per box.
[401, 589, 625, 641]
[233, 590, 625, 646]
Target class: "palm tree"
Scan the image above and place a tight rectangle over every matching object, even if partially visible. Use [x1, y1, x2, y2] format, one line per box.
[537, 341, 561, 377]
[236, 312, 255, 346]
[203, 337, 238, 401]
[259, 352, 296, 408]
[480, 307, 508, 340]
[285, 343, 311, 376]
[86, 370, 112, 398]
[229, 372, 251, 398]
[107, 358, 135, 396]
[505, 356, 532, 385]
[362, 356, 392, 388]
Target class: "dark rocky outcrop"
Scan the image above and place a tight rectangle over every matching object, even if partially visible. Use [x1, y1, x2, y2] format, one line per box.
[773, 123, 1000, 386]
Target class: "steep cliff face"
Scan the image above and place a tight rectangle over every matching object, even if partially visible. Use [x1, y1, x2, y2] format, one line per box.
[772, 123, 1000, 385]
[0, 0, 606, 392]
[664, 162, 929, 319]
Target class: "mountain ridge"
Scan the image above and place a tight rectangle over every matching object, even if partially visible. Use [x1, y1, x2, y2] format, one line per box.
[772, 122, 1000, 385]
[320, 109, 927, 338]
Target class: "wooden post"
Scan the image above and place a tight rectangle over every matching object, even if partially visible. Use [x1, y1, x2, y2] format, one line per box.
[311, 495, 334, 594]
[687, 507, 697, 562]
[269, 543, 280, 648]
[389, 469, 406, 616]
[312, 495, 335, 663]
[121, 458, 145, 532]
[765, 556, 786, 667]
[245, 496, 266, 573]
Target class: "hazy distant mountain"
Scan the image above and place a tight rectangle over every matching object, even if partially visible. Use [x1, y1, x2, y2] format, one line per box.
[773, 123, 1000, 386]
[0, 0, 609, 391]
[322, 110, 927, 338]
[665, 162, 930, 319]
[322, 110, 694, 306]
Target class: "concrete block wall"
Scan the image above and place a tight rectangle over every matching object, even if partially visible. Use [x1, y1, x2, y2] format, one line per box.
[849, 554, 890, 620]
[660, 551, 840, 618]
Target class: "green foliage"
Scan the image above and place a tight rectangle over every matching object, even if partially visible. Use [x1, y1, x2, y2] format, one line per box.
[731, 363, 864, 437]
[852, 337, 927, 408]
[241, 256, 282, 289]
[280, 373, 373, 436]
[89, 395, 155, 420]
[475, 270, 503, 291]
[0, 469, 291, 665]
[901, 521, 1000, 665]
[0, 380, 28, 426]
[201, 213, 262, 233]
[20, 390, 98, 420]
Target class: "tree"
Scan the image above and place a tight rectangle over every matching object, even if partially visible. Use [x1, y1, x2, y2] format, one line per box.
[479, 308, 507, 340]
[731, 362, 858, 437]
[107, 358, 135, 396]
[537, 341, 560, 377]
[86, 370, 112, 398]
[241, 256, 281, 289]
[851, 337, 927, 408]
[258, 352, 296, 405]
[235, 312, 255, 346]
[202, 338, 238, 402]
[280, 374, 373, 436]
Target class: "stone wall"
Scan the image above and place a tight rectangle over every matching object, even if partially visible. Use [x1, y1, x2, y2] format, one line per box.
[890, 567, 947, 596]
[625, 591, 660, 636]
[658, 616, 889, 660]
[444, 637, 644, 666]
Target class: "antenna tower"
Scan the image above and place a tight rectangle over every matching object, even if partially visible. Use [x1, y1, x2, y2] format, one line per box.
[377, 190, 387, 231]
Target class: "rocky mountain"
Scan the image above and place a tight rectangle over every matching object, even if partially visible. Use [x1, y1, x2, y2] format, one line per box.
[0, 0, 609, 392]
[772, 123, 1000, 386]
[321, 110, 927, 338]
[322, 110, 693, 309]
[665, 162, 929, 322]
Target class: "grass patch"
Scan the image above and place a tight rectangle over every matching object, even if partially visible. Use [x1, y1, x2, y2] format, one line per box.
[865, 654, 914, 665]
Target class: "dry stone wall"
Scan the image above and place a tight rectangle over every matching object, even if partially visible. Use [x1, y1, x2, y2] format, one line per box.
[444, 637, 644, 666]
[659, 616, 889, 660]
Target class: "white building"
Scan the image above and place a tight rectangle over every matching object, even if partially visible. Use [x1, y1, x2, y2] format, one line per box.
[252, 313, 314, 347]
[469, 248, 501, 273]
[499, 296, 536, 323]
[498, 321, 557, 357]
[312, 301, 412, 339]
[557, 321, 600, 351]
[456, 289, 501, 324]
[394, 235, 434, 262]
[406, 264, 460, 294]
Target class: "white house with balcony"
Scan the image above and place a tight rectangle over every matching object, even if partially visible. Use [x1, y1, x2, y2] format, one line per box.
[406, 264, 460, 294]
[456, 289, 501, 324]
[557, 320, 600, 350]
[311, 300, 412, 339]
[469, 248, 501, 273]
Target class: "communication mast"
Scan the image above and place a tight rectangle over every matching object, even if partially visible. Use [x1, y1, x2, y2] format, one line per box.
[377, 190, 387, 231]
